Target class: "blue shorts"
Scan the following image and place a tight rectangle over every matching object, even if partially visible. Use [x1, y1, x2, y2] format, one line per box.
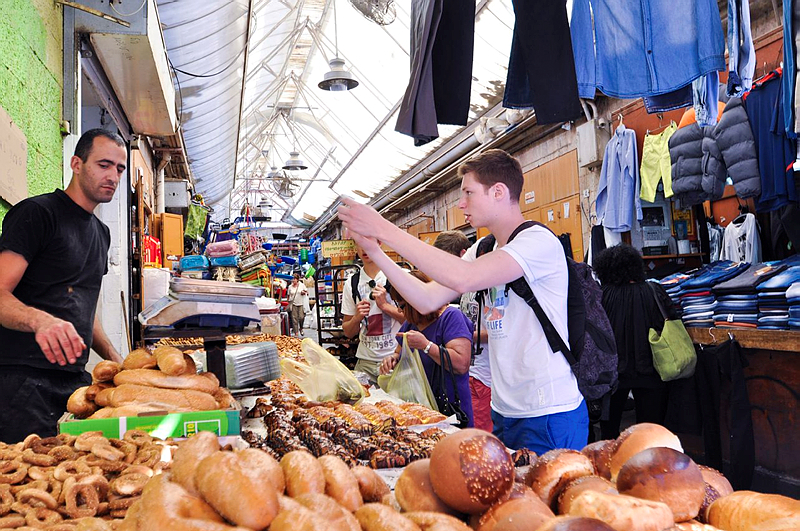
[491, 401, 589, 453]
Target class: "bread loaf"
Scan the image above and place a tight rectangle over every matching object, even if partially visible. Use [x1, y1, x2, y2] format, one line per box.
[88, 404, 192, 418]
[183, 354, 197, 375]
[706, 491, 800, 531]
[195, 450, 280, 529]
[533, 516, 616, 531]
[105, 384, 218, 411]
[122, 348, 157, 370]
[666, 523, 723, 531]
[171, 431, 220, 496]
[610, 423, 683, 482]
[568, 491, 674, 531]
[395, 459, 459, 516]
[526, 449, 595, 510]
[85, 382, 113, 402]
[318, 455, 363, 512]
[269, 505, 327, 531]
[280, 450, 325, 497]
[355, 503, 423, 531]
[113, 369, 219, 395]
[92, 360, 122, 383]
[557, 476, 618, 515]
[404, 512, 472, 531]
[294, 493, 360, 531]
[236, 448, 285, 494]
[697, 466, 733, 523]
[67, 386, 97, 418]
[581, 440, 614, 480]
[352, 465, 390, 503]
[616, 447, 705, 522]
[153, 346, 188, 376]
[477, 491, 554, 531]
[95, 387, 114, 407]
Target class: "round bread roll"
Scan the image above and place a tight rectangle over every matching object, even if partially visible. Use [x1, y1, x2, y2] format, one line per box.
[568, 491, 674, 531]
[529, 516, 616, 531]
[235, 448, 284, 493]
[706, 491, 800, 531]
[580, 440, 614, 480]
[403, 511, 472, 531]
[355, 503, 422, 531]
[526, 449, 594, 510]
[67, 386, 97, 418]
[269, 505, 327, 531]
[352, 465, 390, 503]
[665, 523, 724, 531]
[616, 447, 704, 522]
[429, 429, 514, 514]
[557, 476, 618, 515]
[697, 466, 733, 523]
[93, 360, 122, 383]
[294, 493, 360, 531]
[280, 450, 325, 497]
[382, 492, 403, 512]
[610, 423, 683, 482]
[476, 489, 554, 531]
[395, 459, 459, 516]
[195, 450, 279, 529]
[171, 431, 220, 496]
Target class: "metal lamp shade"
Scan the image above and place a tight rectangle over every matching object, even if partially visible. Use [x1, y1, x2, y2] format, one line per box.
[318, 57, 359, 91]
[282, 151, 307, 171]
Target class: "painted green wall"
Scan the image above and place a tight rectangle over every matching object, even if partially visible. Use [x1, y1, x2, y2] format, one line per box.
[0, 0, 63, 228]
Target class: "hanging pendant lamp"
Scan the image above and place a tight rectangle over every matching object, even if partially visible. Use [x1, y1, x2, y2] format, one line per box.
[318, 0, 359, 91]
[283, 151, 307, 171]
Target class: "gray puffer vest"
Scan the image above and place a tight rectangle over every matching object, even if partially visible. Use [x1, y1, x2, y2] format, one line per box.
[669, 123, 726, 208]
[713, 96, 762, 199]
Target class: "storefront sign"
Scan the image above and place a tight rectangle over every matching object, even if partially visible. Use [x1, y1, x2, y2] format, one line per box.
[321, 239, 357, 258]
[0, 105, 27, 205]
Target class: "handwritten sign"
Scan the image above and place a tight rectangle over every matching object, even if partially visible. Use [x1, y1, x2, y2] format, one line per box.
[321, 239, 357, 259]
[0, 105, 27, 205]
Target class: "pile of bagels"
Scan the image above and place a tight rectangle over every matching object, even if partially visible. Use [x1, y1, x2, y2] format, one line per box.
[0, 429, 173, 530]
[67, 347, 235, 419]
[118, 422, 799, 531]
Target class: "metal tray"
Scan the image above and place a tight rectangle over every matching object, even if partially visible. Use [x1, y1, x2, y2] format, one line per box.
[170, 277, 265, 297]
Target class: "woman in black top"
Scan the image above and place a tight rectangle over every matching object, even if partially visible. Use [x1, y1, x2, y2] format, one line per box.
[593, 244, 676, 439]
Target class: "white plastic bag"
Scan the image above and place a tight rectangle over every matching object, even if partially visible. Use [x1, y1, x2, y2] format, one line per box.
[377, 334, 438, 411]
[281, 338, 366, 404]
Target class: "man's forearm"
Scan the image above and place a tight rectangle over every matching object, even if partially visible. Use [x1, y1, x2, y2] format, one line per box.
[341, 315, 361, 338]
[0, 289, 50, 333]
[378, 303, 405, 324]
[92, 317, 121, 362]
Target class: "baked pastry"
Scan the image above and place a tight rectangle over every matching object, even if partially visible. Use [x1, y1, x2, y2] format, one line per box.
[526, 449, 595, 510]
[610, 423, 683, 482]
[318, 454, 363, 512]
[113, 369, 219, 395]
[294, 493, 361, 531]
[532, 516, 616, 531]
[477, 490, 554, 531]
[351, 466, 390, 503]
[92, 361, 122, 383]
[102, 384, 218, 411]
[557, 476, 618, 515]
[395, 459, 459, 516]
[706, 491, 800, 531]
[355, 503, 423, 531]
[67, 386, 98, 418]
[171, 431, 220, 496]
[568, 491, 674, 531]
[153, 346, 188, 376]
[580, 440, 614, 480]
[280, 450, 325, 497]
[122, 348, 158, 370]
[404, 511, 472, 531]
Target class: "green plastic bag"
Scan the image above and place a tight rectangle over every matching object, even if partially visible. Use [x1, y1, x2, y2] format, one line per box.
[185, 203, 208, 240]
[377, 334, 438, 411]
[281, 339, 366, 405]
[647, 284, 697, 381]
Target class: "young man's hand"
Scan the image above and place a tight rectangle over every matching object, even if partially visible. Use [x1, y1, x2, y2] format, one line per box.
[372, 285, 389, 310]
[355, 300, 371, 318]
[339, 197, 388, 241]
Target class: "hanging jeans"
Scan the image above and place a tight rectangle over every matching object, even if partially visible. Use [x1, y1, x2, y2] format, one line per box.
[727, 0, 755, 97]
[396, 0, 475, 146]
[694, 340, 755, 490]
[693, 71, 720, 126]
[502, 0, 582, 123]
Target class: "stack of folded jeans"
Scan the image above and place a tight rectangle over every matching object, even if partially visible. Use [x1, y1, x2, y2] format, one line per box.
[788, 282, 800, 330]
[755, 266, 800, 329]
[659, 271, 696, 317]
[711, 262, 788, 328]
[675, 261, 751, 327]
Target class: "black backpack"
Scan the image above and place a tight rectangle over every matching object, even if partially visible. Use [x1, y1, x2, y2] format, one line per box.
[475, 221, 618, 420]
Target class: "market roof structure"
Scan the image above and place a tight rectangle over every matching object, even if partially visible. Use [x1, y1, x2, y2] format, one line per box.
[158, 0, 515, 226]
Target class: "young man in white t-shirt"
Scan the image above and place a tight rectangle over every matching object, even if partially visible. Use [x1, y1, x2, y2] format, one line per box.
[340, 244, 405, 385]
[338, 149, 588, 452]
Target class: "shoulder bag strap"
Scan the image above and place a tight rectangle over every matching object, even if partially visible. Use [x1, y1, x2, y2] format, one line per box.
[647, 281, 670, 321]
[438, 345, 462, 407]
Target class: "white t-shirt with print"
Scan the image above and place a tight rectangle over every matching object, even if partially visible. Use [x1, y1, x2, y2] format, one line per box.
[459, 291, 491, 387]
[340, 267, 401, 362]
[462, 226, 583, 418]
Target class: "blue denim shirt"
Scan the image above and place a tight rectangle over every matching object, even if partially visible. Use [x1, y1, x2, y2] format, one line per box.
[570, 0, 726, 99]
[596, 125, 642, 232]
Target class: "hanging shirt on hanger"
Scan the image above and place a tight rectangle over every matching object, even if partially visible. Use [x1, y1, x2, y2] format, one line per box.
[720, 213, 762, 263]
[596, 125, 643, 232]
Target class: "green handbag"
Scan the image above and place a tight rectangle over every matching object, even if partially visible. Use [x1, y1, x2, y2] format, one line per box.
[647, 283, 697, 381]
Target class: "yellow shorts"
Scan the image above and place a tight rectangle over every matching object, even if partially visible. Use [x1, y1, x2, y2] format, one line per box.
[640, 122, 677, 202]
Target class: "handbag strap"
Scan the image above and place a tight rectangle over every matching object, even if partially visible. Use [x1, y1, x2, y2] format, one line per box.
[438, 345, 462, 408]
[647, 282, 670, 321]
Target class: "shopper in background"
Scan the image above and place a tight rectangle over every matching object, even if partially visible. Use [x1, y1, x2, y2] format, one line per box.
[380, 270, 475, 428]
[287, 272, 308, 337]
[433, 230, 493, 432]
[0, 129, 125, 443]
[341, 243, 406, 385]
[338, 149, 587, 453]
[593, 244, 675, 439]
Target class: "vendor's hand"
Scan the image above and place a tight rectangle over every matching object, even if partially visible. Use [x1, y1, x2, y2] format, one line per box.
[403, 330, 430, 350]
[356, 300, 371, 318]
[338, 197, 388, 241]
[380, 353, 400, 375]
[33, 315, 85, 366]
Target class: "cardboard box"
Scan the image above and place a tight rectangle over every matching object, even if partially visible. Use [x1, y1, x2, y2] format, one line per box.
[58, 407, 241, 440]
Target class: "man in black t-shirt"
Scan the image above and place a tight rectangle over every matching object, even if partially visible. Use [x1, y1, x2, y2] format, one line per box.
[0, 129, 126, 442]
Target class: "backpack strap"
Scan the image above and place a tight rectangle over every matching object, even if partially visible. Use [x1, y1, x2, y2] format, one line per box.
[351, 269, 361, 303]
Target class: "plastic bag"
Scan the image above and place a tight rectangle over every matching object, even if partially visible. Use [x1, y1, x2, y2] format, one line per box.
[280, 339, 366, 405]
[377, 334, 438, 411]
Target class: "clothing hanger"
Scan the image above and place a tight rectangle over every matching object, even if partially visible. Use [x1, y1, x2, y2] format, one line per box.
[732, 200, 750, 224]
[646, 113, 671, 135]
